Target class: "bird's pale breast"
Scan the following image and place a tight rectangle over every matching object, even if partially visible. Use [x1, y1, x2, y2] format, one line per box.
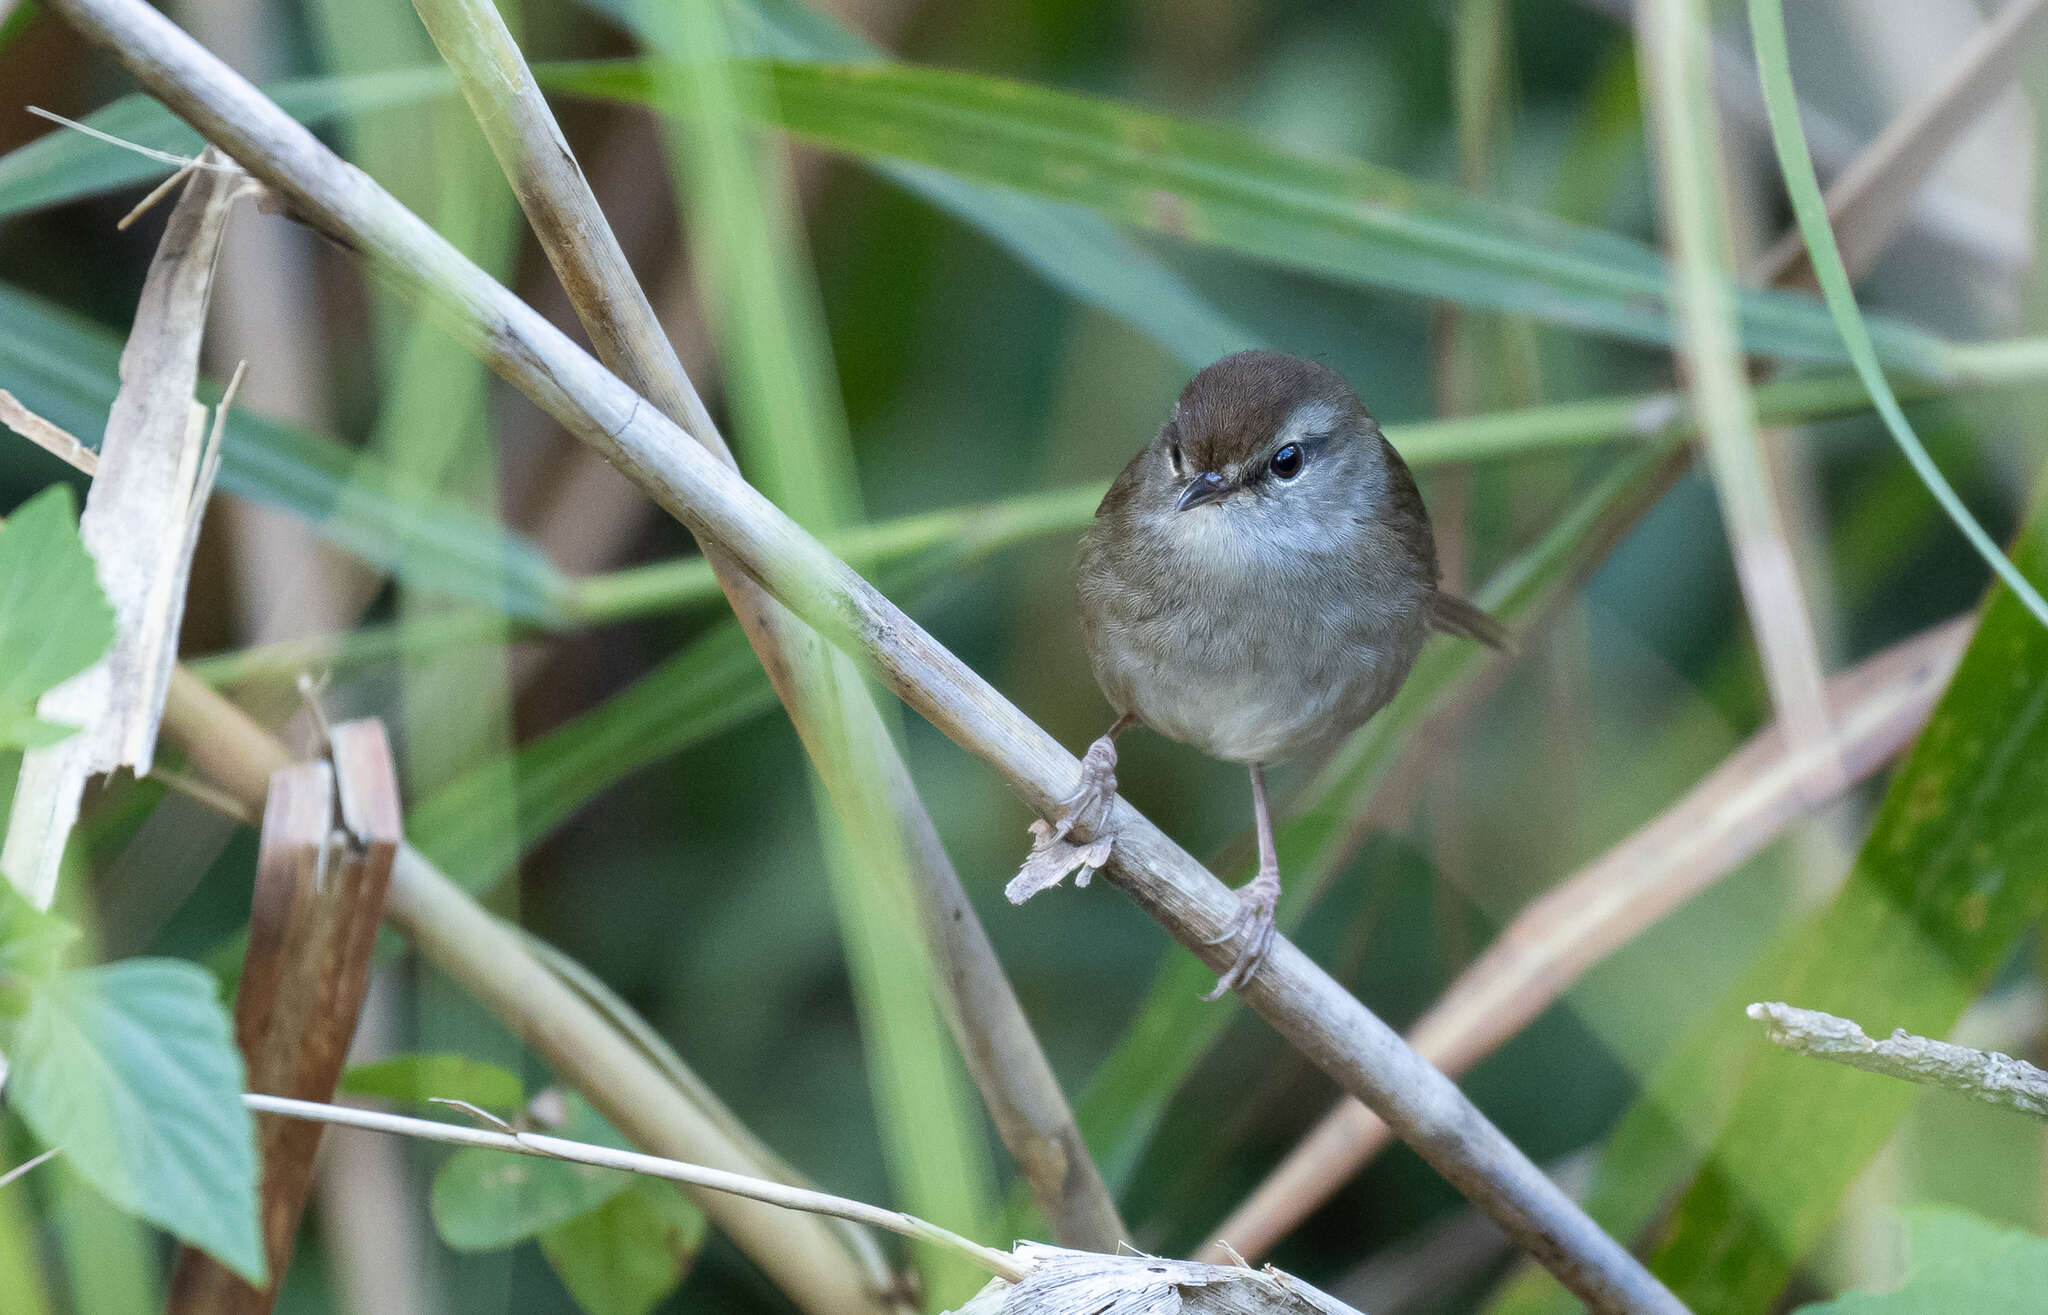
[1077, 510, 1430, 765]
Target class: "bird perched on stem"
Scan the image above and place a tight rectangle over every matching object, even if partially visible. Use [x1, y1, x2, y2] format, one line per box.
[1009, 351, 1510, 998]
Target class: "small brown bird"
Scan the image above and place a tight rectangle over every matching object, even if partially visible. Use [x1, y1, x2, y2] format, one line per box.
[1010, 351, 1509, 997]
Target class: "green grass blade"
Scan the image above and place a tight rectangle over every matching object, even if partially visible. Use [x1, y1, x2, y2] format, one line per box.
[1076, 441, 1682, 1188]
[1485, 475, 2048, 1315]
[538, 56, 1952, 368]
[0, 282, 568, 622]
[1747, 0, 2048, 628]
[635, 0, 998, 1296]
[0, 69, 454, 223]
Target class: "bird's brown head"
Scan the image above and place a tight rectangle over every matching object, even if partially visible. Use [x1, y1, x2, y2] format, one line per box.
[1097, 352, 1427, 574]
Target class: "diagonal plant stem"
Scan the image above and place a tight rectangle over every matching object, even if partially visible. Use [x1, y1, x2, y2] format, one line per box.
[1198, 615, 1971, 1263]
[405, 0, 1118, 1253]
[48, 4, 1688, 1309]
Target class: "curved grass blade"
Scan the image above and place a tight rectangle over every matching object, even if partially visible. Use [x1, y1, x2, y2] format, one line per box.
[1747, 0, 2048, 628]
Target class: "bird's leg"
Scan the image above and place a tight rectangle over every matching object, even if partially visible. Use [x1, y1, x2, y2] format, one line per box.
[1203, 763, 1282, 999]
[1006, 713, 1137, 902]
[1044, 712, 1135, 846]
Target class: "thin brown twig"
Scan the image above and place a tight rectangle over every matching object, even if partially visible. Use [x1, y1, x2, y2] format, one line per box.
[49, 3, 1683, 1309]
[1199, 615, 1970, 1262]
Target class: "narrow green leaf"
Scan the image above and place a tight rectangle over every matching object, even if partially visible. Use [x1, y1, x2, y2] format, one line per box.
[1791, 1209, 2048, 1315]
[539, 57, 1952, 368]
[431, 1093, 632, 1252]
[637, 0, 997, 1298]
[0, 960, 263, 1283]
[1487, 477, 2048, 1315]
[407, 620, 774, 894]
[0, 283, 569, 622]
[0, 69, 454, 223]
[0, 486, 114, 751]
[339, 1053, 524, 1112]
[539, 1176, 707, 1315]
[1747, 0, 2048, 627]
[1077, 442, 1682, 1186]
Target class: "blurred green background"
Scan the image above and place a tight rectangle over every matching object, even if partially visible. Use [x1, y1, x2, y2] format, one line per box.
[3, 0, 2046, 1312]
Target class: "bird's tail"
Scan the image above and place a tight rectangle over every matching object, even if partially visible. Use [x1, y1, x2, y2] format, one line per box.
[1427, 590, 1516, 655]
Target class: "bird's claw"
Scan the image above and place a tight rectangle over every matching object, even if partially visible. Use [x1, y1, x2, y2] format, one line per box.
[1007, 733, 1121, 904]
[1202, 871, 1280, 1000]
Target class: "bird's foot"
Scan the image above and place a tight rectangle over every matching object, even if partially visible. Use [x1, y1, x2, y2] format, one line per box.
[1201, 867, 1280, 1000]
[1007, 733, 1122, 904]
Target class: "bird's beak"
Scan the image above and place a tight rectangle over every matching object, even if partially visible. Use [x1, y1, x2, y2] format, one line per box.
[1176, 471, 1229, 512]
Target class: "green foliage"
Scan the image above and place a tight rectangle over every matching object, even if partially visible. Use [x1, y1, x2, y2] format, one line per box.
[0, 285, 568, 622]
[539, 1176, 707, 1315]
[0, 958, 263, 1284]
[0, 485, 114, 750]
[1489, 480, 2048, 1315]
[430, 1092, 633, 1252]
[0, 883, 77, 1011]
[339, 1053, 525, 1111]
[1793, 1210, 2048, 1315]
[540, 58, 1951, 368]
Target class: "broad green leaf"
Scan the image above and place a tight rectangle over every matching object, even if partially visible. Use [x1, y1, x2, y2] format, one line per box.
[0, 883, 78, 1013]
[339, 1053, 524, 1111]
[1747, 0, 2048, 626]
[539, 58, 1952, 369]
[0, 486, 115, 750]
[0, 283, 568, 623]
[0, 960, 263, 1283]
[430, 1093, 632, 1252]
[539, 1176, 707, 1315]
[1792, 1209, 2048, 1315]
[1487, 476, 2048, 1315]
[1077, 442, 1680, 1188]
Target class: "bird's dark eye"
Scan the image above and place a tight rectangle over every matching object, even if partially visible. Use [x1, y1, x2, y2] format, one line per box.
[1269, 443, 1304, 480]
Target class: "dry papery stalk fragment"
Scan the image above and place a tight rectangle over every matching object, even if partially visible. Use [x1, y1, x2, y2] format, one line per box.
[50, 3, 1682, 1309]
[166, 720, 401, 1315]
[1, 149, 245, 908]
[245, 1093, 1363, 1315]
[1749, 1001, 2048, 1119]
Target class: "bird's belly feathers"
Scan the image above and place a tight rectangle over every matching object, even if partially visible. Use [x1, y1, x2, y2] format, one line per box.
[1085, 581, 1426, 765]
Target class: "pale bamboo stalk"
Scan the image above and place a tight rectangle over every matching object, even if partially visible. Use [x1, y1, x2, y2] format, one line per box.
[1199, 615, 1970, 1263]
[1638, 0, 1837, 785]
[51, 3, 1683, 1308]
[404, 0, 1119, 1250]
[155, 671, 897, 1315]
